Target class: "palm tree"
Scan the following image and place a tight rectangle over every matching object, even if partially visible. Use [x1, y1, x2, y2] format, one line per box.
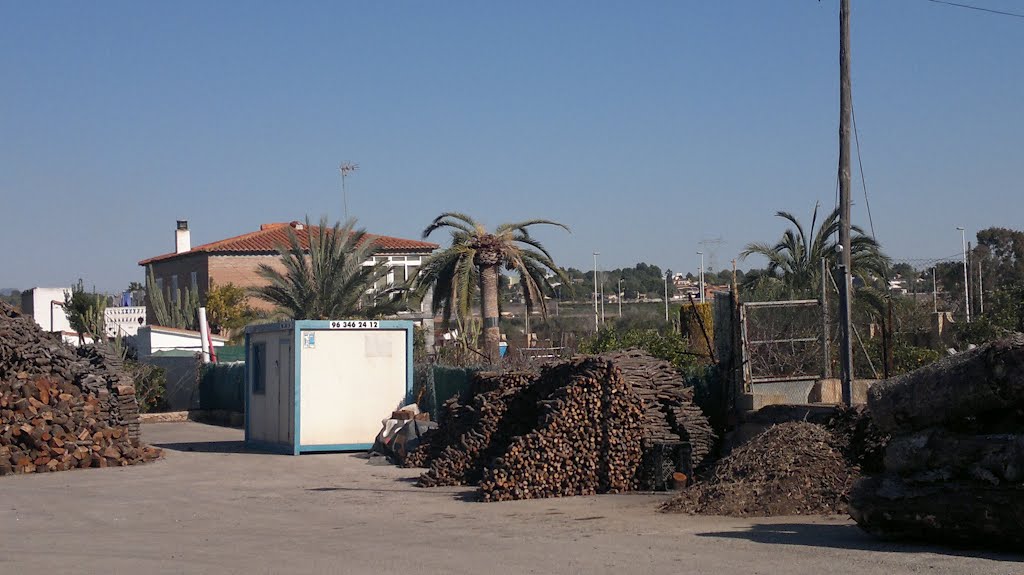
[411, 212, 570, 365]
[252, 216, 401, 320]
[740, 203, 890, 296]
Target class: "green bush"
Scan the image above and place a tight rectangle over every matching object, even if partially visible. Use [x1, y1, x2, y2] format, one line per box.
[126, 360, 167, 413]
[578, 327, 695, 374]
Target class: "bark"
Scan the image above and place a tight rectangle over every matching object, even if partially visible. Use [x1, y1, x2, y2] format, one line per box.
[479, 263, 501, 366]
[849, 474, 1024, 549]
[867, 334, 1024, 434]
[884, 428, 1024, 484]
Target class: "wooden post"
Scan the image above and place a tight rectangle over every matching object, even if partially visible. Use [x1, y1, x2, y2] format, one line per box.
[838, 0, 855, 405]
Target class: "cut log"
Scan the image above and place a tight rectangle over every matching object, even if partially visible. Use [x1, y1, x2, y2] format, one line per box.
[884, 428, 1024, 484]
[868, 334, 1024, 434]
[849, 474, 1024, 549]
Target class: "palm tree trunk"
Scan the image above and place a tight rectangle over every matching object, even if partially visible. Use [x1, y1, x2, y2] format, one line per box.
[480, 263, 502, 365]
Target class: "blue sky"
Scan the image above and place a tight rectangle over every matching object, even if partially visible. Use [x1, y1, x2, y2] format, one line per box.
[2, 1, 1021, 291]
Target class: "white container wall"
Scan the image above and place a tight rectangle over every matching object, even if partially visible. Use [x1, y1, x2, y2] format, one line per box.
[244, 320, 413, 454]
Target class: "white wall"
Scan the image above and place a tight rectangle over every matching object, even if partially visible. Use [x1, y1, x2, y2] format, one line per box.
[21, 287, 72, 333]
[104, 306, 147, 337]
[134, 326, 226, 357]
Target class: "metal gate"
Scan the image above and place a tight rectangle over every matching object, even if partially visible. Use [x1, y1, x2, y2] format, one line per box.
[740, 299, 828, 388]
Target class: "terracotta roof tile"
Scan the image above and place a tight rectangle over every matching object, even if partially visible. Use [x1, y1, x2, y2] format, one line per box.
[139, 221, 437, 265]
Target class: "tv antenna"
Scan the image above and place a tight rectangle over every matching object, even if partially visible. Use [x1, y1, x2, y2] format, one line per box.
[339, 161, 359, 221]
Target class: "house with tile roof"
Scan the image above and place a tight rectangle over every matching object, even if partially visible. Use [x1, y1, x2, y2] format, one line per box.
[138, 220, 438, 322]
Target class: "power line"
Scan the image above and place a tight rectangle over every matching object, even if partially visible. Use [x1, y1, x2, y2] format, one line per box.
[924, 0, 1024, 19]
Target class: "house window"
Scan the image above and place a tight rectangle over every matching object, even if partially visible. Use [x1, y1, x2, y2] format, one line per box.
[155, 278, 163, 294]
[393, 265, 407, 285]
[252, 342, 266, 395]
[171, 275, 179, 303]
[190, 272, 198, 290]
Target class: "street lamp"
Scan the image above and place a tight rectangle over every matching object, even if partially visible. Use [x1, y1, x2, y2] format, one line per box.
[697, 251, 705, 304]
[592, 252, 600, 332]
[957, 227, 970, 323]
[664, 273, 669, 321]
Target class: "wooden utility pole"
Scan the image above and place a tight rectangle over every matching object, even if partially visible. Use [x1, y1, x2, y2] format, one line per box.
[838, 0, 855, 405]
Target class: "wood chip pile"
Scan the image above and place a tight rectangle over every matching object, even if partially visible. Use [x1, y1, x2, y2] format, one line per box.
[660, 421, 855, 516]
[0, 303, 161, 476]
[849, 334, 1024, 549]
[410, 352, 714, 501]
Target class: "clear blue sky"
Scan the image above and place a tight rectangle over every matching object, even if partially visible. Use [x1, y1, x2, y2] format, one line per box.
[2, 1, 1021, 292]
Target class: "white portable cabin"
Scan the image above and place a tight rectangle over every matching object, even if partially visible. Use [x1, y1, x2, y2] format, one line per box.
[244, 319, 414, 454]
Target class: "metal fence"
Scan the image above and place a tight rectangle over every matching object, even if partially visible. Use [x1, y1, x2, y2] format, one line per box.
[740, 299, 827, 385]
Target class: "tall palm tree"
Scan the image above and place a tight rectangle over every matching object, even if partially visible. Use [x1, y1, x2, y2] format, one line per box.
[740, 204, 890, 296]
[410, 212, 570, 365]
[252, 216, 401, 320]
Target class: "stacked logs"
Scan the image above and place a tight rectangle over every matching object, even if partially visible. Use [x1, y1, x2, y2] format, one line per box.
[478, 358, 644, 501]
[600, 350, 715, 489]
[415, 371, 538, 486]
[849, 334, 1024, 549]
[411, 352, 714, 500]
[0, 303, 161, 476]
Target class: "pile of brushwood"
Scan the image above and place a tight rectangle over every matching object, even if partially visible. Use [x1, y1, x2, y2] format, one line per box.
[409, 351, 714, 501]
[660, 421, 857, 516]
[850, 334, 1024, 549]
[0, 302, 162, 476]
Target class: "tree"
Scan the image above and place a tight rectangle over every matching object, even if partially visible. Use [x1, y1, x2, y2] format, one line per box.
[411, 212, 569, 364]
[205, 281, 252, 336]
[252, 216, 400, 320]
[64, 279, 106, 345]
[740, 203, 890, 297]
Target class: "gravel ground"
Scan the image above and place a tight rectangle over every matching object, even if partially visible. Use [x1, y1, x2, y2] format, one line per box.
[1, 422, 1019, 575]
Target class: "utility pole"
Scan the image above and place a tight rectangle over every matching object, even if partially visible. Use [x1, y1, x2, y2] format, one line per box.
[978, 260, 984, 315]
[932, 266, 938, 314]
[957, 227, 970, 323]
[697, 251, 705, 304]
[664, 274, 669, 322]
[339, 162, 359, 222]
[593, 252, 600, 332]
[837, 0, 855, 405]
[618, 278, 623, 317]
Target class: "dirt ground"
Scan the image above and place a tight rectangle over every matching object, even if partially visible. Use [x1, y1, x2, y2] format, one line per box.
[1, 422, 1019, 575]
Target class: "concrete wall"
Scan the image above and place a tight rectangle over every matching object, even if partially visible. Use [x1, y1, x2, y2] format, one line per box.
[142, 355, 201, 411]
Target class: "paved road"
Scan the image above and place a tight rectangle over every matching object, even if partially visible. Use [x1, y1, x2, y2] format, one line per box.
[1, 422, 1019, 574]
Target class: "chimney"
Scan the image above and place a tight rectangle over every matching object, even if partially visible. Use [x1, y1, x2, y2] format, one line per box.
[175, 220, 191, 254]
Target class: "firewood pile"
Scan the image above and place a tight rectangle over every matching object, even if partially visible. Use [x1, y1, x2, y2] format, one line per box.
[477, 359, 644, 501]
[411, 352, 714, 501]
[601, 350, 716, 488]
[416, 371, 538, 487]
[660, 421, 856, 516]
[849, 335, 1024, 549]
[0, 302, 161, 476]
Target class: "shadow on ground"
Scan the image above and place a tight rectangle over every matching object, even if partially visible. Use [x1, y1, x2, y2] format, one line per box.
[697, 522, 1024, 562]
[153, 441, 248, 453]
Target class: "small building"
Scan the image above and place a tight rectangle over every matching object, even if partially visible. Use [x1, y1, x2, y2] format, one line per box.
[245, 319, 413, 454]
[134, 325, 229, 357]
[20, 287, 72, 333]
